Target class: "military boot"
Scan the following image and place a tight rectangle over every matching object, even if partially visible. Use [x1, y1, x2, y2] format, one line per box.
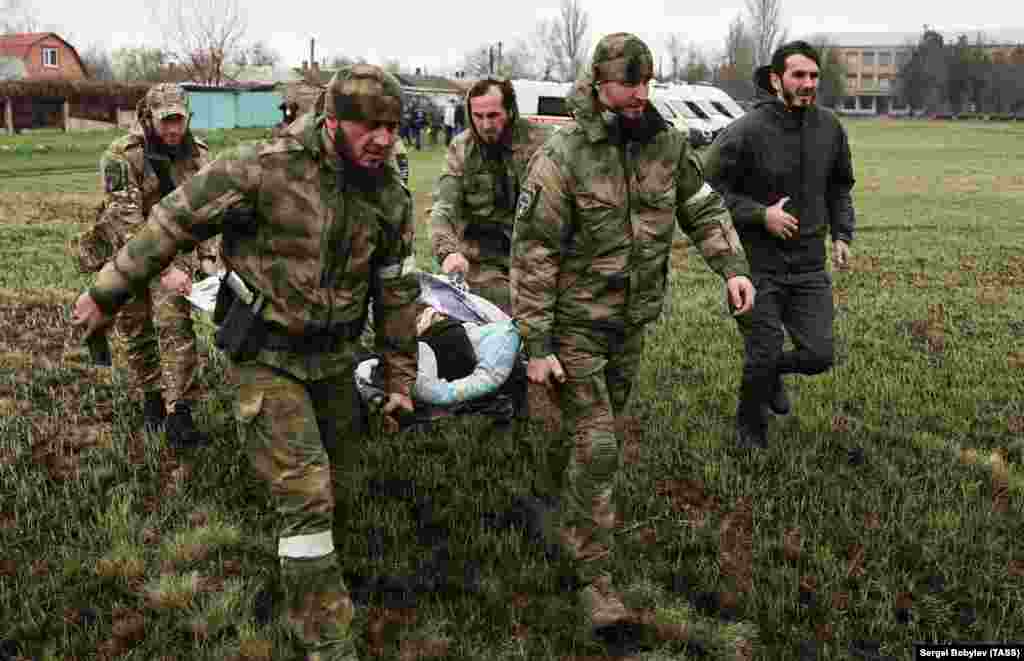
[768, 374, 791, 416]
[142, 391, 166, 432]
[282, 554, 359, 661]
[735, 401, 768, 450]
[579, 574, 633, 632]
[166, 401, 210, 448]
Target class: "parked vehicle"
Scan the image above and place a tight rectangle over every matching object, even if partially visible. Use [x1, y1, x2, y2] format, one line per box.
[651, 84, 715, 147]
[693, 83, 746, 120]
[510, 80, 573, 127]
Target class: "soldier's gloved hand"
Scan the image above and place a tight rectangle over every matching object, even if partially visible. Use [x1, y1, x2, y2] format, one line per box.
[726, 275, 756, 316]
[527, 354, 566, 387]
[71, 291, 113, 341]
[441, 252, 469, 275]
[160, 266, 193, 296]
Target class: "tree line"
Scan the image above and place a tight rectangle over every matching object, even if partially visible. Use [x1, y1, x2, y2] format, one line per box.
[898, 29, 1024, 115]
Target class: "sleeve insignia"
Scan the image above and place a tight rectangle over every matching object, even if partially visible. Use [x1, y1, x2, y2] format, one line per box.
[103, 159, 126, 193]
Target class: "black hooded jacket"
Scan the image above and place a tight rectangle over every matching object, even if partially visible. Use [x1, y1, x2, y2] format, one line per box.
[703, 69, 856, 275]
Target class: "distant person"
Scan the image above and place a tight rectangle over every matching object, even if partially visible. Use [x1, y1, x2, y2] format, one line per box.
[76, 83, 218, 447]
[412, 105, 428, 150]
[272, 100, 300, 137]
[453, 98, 466, 136]
[703, 41, 857, 449]
[443, 97, 457, 145]
[430, 78, 554, 315]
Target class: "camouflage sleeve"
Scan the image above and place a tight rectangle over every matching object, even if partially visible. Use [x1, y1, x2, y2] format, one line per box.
[429, 140, 465, 263]
[510, 148, 570, 358]
[828, 122, 856, 243]
[97, 148, 145, 235]
[372, 193, 420, 399]
[676, 146, 750, 281]
[702, 126, 768, 227]
[90, 144, 260, 315]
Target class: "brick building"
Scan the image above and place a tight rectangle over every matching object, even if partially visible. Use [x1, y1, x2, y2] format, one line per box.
[0, 32, 87, 81]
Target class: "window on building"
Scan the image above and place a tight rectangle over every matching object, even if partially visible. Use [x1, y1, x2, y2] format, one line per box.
[879, 77, 891, 91]
[861, 51, 876, 66]
[862, 75, 877, 89]
[847, 52, 860, 66]
[878, 52, 892, 67]
[42, 47, 58, 67]
[843, 97, 857, 110]
[847, 74, 859, 89]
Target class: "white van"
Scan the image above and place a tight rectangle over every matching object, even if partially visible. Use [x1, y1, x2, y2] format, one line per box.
[667, 84, 732, 136]
[509, 80, 573, 127]
[651, 84, 716, 146]
[694, 83, 746, 120]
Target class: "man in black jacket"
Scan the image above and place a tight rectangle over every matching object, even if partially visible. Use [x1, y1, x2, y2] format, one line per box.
[704, 41, 856, 448]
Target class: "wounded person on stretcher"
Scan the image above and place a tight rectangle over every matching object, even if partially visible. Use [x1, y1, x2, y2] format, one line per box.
[355, 304, 523, 409]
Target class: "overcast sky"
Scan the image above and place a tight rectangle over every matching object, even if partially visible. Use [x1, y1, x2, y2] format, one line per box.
[30, 0, 1023, 74]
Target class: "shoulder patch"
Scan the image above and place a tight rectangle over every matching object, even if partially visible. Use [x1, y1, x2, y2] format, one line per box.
[515, 186, 537, 224]
[102, 157, 127, 193]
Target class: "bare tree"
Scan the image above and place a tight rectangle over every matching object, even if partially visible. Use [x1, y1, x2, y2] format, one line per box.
[1, 0, 40, 32]
[664, 33, 685, 82]
[719, 13, 756, 82]
[112, 46, 169, 82]
[80, 43, 116, 80]
[148, 0, 248, 86]
[530, 18, 562, 81]
[553, 0, 590, 81]
[805, 34, 846, 107]
[684, 44, 710, 83]
[235, 39, 281, 67]
[745, 0, 787, 67]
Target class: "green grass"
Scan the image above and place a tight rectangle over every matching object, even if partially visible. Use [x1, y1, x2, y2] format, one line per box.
[1, 119, 1023, 660]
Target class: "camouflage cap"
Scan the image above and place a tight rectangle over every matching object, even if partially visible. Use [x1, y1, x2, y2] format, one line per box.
[324, 64, 403, 123]
[591, 32, 654, 85]
[145, 83, 190, 121]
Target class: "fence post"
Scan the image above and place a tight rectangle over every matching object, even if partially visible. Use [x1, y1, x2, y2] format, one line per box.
[63, 98, 71, 132]
[3, 97, 12, 134]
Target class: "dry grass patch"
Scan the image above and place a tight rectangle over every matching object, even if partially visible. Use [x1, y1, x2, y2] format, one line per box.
[0, 192, 103, 226]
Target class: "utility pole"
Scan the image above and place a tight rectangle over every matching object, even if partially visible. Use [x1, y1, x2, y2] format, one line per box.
[310, 38, 315, 69]
[497, 41, 502, 74]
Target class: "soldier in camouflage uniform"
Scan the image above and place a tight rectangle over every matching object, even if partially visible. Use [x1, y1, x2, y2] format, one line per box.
[430, 78, 555, 314]
[511, 33, 754, 635]
[91, 83, 219, 446]
[73, 64, 420, 661]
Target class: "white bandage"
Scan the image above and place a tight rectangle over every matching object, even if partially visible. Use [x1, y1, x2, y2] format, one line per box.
[278, 530, 335, 559]
[685, 182, 713, 205]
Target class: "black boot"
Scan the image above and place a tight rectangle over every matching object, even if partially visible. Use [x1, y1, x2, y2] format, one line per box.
[143, 391, 166, 431]
[735, 396, 768, 449]
[769, 374, 791, 416]
[166, 401, 210, 448]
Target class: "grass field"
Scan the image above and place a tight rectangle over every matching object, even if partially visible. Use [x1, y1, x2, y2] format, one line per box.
[0, 119, 1022, 661]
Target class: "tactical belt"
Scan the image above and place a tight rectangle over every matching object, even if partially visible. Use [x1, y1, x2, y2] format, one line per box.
[261, 320, 364, 354]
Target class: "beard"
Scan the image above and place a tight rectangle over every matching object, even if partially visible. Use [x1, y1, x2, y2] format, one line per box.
[782, 88, 816, 111]
[338, 144, 389, 190]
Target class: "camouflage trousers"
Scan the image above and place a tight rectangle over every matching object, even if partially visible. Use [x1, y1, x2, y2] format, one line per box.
[549, 328, 644, 586]
[113, 277, 199, 410]
[234, 356, 366, 655]
[465, 260, 511, 316]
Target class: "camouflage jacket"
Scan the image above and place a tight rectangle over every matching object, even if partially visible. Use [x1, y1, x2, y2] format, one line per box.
[431, 116, 554, 269]
[90, 112, 420, 392]
[89, 125, 219, 273]
[510, 77, 750, 358]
